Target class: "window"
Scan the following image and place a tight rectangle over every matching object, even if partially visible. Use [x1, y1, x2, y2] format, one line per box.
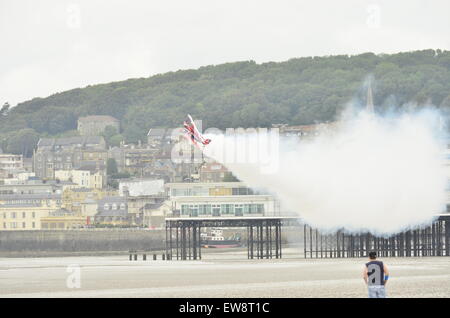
[234, 204, 243, 216]
[32, 212, 36, 218]
[199, 204, 211, 215]
[112, 203, 118, 210]
[181, 205, 189, 215]
[221, 204, 234, 215]
[11, 212, 16, 219]
[32, 222, 35, 229]
[212, 204, 220, 217]
[182, 188, 192, 196]
[3, 223, 6, 229]
[192, 187, 208, 196]
[22, 222, 26, 228]
[249, 204, 258, 214]
[257, 204, 264, 214]
[103, 204, 110, 210]
[233, 187, 251, 195]
[244, 204, 264, 215]
[210, 187, 232, 196]
[22, 212, 26, 218]
[189, 205, 199, 217]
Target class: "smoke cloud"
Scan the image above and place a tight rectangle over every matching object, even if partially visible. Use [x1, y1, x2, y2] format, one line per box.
[203, 109, 448, 236]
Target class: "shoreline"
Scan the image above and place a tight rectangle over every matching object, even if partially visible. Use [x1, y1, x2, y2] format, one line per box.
[0, 251, 449, 297]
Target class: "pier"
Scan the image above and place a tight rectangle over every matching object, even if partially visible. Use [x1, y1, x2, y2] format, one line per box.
[303, 214, 450, 258]
[165, 214, 450, 260]
[165, 217, 298, 260]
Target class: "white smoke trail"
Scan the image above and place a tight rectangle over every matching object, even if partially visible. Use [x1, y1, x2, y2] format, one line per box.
[203, 109, 448, 236]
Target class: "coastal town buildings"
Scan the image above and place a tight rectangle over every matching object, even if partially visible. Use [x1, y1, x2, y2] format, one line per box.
[33, 136, 107, 180]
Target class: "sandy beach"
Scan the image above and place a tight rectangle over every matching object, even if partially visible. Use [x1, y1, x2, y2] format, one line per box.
[0, 247, 449, 298]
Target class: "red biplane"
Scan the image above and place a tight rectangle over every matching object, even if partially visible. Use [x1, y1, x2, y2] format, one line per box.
[183, 114, 211, 148]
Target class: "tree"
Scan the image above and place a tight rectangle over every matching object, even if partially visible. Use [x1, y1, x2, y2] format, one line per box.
[109, 134, 124, 147]
[2, 49, 450, 139]
[107, 179, 119, 189]
[102, 125, 119, 140]
[0, 102, 10, 116]
[101, 125, 124, 147]
[106, 158, 118, 175]
[6, 128, 40, 157]
[223, 172, 239, 182]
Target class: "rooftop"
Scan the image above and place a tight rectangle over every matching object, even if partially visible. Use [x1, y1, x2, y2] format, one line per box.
[98, 196, 127, 204]
[48, 208, 75, 217]
[0, 203, 42, 208]
[37, 136, 105, 149]
[200, 162, 228, 173]
[97, 196, 128, 216]
[143, 202, 165, 210]
[96, 209, 128, 217]
[0, 193, 61, 200]
[147, 128, 167, 137]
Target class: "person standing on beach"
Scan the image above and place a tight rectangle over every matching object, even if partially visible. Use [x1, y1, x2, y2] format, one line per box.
[363, 251, 389, 298]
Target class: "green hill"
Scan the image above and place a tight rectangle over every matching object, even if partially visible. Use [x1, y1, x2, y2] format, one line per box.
[2, 49, 450, 156]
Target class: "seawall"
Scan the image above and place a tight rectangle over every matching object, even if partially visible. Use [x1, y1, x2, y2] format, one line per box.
[0, 229, 165, 257]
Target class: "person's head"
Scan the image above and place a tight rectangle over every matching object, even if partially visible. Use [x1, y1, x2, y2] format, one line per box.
[368, 251, 377, 260]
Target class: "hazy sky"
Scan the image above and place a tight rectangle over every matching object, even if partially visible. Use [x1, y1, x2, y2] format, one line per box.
[1, 0, 450, 106]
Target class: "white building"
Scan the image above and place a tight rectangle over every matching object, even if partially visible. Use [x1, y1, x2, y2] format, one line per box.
[2, 172, 35, 184]
[119, 179, 165, 197]
[166, 182, 279, 218]
[55, 169, 103, 189]
[0, 154, 26, 183]
[0, 154, 23, 171]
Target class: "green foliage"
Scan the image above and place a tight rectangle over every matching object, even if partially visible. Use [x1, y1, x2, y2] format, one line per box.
[106, 158, 129, 189]
[106, 158, 118, 175]
[5, 128, 39, 157]
[223, 172, 240, 182]
[109, 134, 124, 147]
[51, 129, 80, 138]
[102, 125, 119, 140]
[111, 172, 131, 179]
[107, 170, 131, 189]
[107, 179, 119, 189]
[101, 125, 124, 147]
[0, 132, 9, 153]
[0, 102, 10, 116]
[2, 49, 450, 146]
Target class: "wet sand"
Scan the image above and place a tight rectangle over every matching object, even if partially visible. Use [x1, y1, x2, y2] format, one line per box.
[0, 247, 449, 298]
